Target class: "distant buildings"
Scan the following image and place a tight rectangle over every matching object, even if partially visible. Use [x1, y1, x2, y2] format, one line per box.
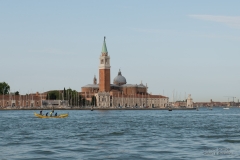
[0, 92, 69, 108]
[81, 37, 169, 108]
[186, 94, 193, 108]
[1, 37, 237, 109]
[0, 93, 42, 108]
[193, 99, 238, 107]
[170, 94, 194, 108]
[0, 37, 169, 109]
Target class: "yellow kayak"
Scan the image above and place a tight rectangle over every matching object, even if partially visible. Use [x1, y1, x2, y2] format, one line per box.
[34, 112, 68, 118]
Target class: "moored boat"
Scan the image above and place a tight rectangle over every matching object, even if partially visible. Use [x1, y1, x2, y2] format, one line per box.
[34, 112, 68, 118]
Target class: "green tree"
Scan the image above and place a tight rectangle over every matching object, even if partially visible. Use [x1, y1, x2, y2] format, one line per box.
[91, 96, 97, 106]
[46, 91, 61, 100]
[78, 95, 82, 106]
[63, 88, 79, 106]
[82, 98, 86, 106]
[15, 91, 19, 95]
[63, 87, 66, 100]
[0, 82, 10, 95]
[49, 92, 57, 100]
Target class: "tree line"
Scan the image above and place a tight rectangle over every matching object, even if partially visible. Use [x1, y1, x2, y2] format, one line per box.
[46, 87, 97, 106]
[0, 82, 19, 95]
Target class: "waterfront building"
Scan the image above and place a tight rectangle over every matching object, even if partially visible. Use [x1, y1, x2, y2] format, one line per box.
[81, 37, 169, 108]
[186, 94, 193, 108]
[173, 101, 187, 108]
[0, 37, 169, 109]
[193, 100, 230, 107]
[0, 92, 70, 109]
[0, 93, 42, 108]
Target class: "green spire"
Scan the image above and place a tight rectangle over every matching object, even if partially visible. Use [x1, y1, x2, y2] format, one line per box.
[101, 36, 108, 54]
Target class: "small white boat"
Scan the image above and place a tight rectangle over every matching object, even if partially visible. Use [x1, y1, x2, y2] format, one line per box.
[223, 107, 229, 109]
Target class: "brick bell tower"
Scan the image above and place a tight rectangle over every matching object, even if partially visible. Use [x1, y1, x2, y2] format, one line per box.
[99, 36, 111, 92]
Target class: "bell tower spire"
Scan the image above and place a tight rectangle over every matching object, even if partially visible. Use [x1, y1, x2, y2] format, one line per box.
[99, 36, 111, 92]
[102, 36, 108, 55]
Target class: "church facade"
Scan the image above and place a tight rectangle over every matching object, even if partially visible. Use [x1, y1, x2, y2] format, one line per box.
[81, 37, 169, 108]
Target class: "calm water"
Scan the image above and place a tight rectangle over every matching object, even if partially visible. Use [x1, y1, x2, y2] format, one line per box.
[1, 108, 240, 160]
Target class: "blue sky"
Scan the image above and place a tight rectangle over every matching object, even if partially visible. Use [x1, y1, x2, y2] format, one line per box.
[1, 0, 240, 102]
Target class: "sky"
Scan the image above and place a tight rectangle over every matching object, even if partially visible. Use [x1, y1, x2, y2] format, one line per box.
[1, 0, 240, 102]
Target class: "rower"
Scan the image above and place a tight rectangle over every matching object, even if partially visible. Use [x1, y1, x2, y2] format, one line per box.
[50, 110, 54, 117]
[40, 110, 42, 115]
[46, 112, 48, 116]
[55, 112, 57, 116]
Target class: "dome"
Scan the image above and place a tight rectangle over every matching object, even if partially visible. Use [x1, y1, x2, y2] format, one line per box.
[113, 70, 127, 86]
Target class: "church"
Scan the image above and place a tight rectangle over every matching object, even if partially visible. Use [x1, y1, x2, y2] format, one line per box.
[81, 37, 169, 108]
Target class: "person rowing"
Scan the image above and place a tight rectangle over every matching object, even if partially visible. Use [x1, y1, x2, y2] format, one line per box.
[55, 112, 57, 116]
[49, 110, 54, 117]
[40, 110, 43, 115]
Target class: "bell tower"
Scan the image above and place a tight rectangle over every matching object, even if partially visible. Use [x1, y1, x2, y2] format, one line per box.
[99, 36, 111, 92]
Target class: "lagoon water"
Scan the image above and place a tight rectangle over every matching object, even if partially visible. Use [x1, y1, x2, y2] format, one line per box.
[1, 108, 240, 160]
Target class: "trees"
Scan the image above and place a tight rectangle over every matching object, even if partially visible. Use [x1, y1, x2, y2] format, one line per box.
[64, 88, 82, 106]
[82, 98, 86, 106]
[45, 88, 88, 107]
[49, 92, 57, 100]
[46, 91, 59, 100]
[91, 96, 97, 106]
[0, 82, 10, 95]
[78, 95, 82, 106]
[63, 87, 66, 100]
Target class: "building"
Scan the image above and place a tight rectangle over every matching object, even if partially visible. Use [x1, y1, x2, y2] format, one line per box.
[0, 93, 42, 108]
[81, 37, 169, 108]
[0, 91, 70, 108]
[193, 99, 230, 107]
[186, 94, 193, 108]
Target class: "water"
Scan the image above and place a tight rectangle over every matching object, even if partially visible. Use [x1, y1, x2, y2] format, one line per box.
[1, 108, 240, 160]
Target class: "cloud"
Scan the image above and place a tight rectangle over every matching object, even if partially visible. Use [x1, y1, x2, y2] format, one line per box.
[189, 15, 240, 29]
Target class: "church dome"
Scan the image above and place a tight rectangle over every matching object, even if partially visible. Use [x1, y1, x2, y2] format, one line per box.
[113, 70, 127, 86]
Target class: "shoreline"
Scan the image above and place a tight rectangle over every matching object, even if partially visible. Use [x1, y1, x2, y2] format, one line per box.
[0, 107, 197, 110]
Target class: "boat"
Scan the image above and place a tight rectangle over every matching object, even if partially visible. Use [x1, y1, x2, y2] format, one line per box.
[223, 107, 229, 109]
[34, 112, 68, 118]
[168, 105, 173, 111]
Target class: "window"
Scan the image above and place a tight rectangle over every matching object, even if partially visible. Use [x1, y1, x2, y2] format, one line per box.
[101, 59, 104, 64]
